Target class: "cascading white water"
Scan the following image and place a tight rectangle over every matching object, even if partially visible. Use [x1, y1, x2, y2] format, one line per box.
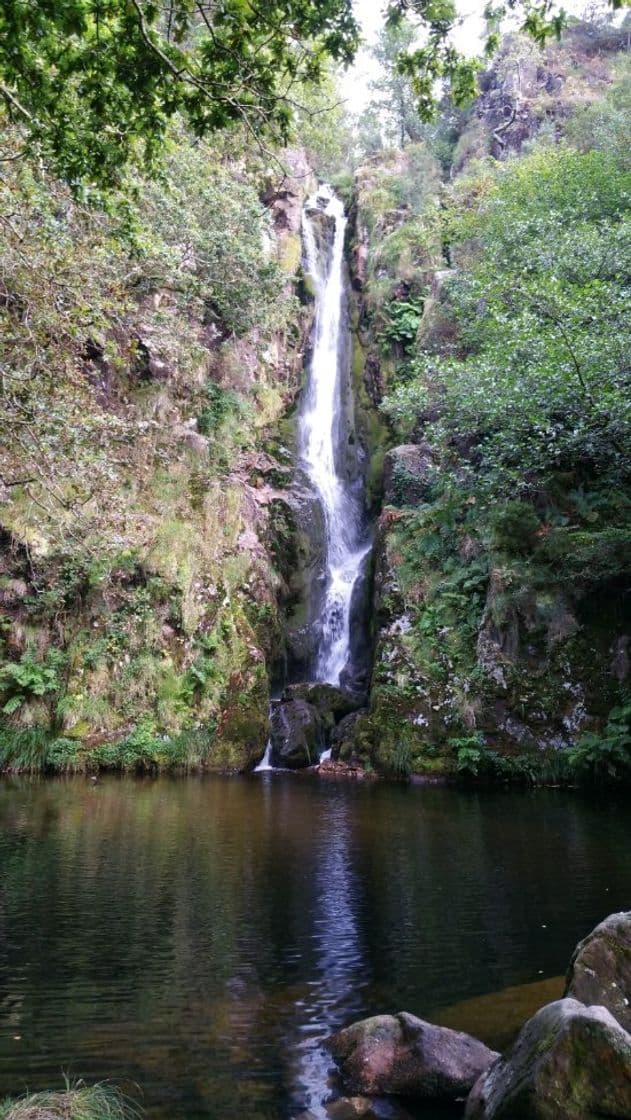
[301, 185, 369, 685]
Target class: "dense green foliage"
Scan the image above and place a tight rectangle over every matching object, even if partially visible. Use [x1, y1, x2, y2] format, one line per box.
[0, 0, 358, 187]
[385, 145, 631, 498]
[350, 34, 631, 780]
[0, 126, 291, 549]
[0, 114, 301, 764]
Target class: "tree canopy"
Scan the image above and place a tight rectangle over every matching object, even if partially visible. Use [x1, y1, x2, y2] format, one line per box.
[0, 0, 358, 187]
[387, 0, 629, 119]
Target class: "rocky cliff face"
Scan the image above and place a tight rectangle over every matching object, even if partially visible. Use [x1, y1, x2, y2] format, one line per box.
[0, 146, 315, 772]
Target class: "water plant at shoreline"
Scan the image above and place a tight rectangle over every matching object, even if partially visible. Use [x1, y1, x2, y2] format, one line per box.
[0, 1082, 138, 1120]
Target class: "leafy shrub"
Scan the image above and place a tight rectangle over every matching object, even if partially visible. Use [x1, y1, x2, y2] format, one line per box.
[197, 383, 244, 436]
[490, 501, 540, 554]
[451, 735, 489, 777]
[0, 650, 64, 715]
[451, 735, 540, 784]
[380, 298, 424, 351]
[567, 703, 631, 784]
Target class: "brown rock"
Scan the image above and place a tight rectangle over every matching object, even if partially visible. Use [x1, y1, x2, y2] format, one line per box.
[329, 1012, 498, 1101]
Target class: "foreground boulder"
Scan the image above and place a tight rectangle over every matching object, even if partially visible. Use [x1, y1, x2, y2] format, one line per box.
[565, 910, 631, 1032]
[328, 1012, 498, 1101]
[465, 998, 631, 1120]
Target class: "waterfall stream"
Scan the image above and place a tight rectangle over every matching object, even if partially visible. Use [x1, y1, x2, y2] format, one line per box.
[300, 185, 370, 685]
[255, 184, 369, 777]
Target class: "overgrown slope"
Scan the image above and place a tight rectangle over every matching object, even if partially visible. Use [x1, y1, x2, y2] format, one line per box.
[344, 24, 631, 783]
[0, 130, 312, 771]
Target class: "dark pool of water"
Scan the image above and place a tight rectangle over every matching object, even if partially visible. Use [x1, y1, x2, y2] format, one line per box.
[0, 775, 629, 1119]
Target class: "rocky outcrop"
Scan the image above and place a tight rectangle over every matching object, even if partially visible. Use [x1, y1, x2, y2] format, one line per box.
[269, 697, 323, 768]
[269, 684, 366, 769]
[465, 998, 631, 1120]
[328, 1012, 498, 1101]
[564, 911, 631, 1032]
[383, 444, 435, 508]
[282, 682, 364, 721]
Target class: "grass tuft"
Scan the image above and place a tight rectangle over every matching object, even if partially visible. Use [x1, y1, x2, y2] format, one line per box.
[0, 1081, 140, 1120]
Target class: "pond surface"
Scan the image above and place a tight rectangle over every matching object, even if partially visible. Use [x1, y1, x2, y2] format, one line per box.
[0, 775, 629, 1119]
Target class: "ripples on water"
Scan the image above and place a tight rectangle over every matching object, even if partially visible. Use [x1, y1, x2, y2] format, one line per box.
[0, 776, 630, 1119]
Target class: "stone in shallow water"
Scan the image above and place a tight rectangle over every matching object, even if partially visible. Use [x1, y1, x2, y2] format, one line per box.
[564, 910, 631, 1032]
[326, 1097, 418, 1119]
[465, 998, 631, 1120]
[328, 1012, 498, 1101]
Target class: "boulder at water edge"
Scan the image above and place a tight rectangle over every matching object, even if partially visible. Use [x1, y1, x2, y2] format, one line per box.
[565, 910, 631, 1032]
[465, 998, 631, 1120]
[269, 698, 323, 768]
[328, 1012, 498, 1101]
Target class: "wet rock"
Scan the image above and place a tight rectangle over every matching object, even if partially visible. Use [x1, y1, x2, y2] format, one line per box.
[383, 444, 436, 508]
[270, 698, 323, 768]
[564, 911, 631, 1032]
[273, 487, 328, 677]
[318, 757, 375, 780]
[612, 636, 630, 683]
[329, 1012, 498, 1101]
[331, 710, 367, 760]
[351, 232, 369, 291]
[282, 682, 364, 722]
[264, 147, 312, 235]
[465, 998, 631, 1120]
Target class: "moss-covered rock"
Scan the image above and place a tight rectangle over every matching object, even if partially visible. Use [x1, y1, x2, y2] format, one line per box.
[465, 999, 631, 1120]
[565, 912, 631, 1033]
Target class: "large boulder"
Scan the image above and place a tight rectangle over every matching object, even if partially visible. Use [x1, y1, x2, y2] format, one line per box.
[564, 911, 631, 1032]
[383, 444, 435, 508]
[465, 998, 631, 1120]
[269, 698, 323, 768]
[282, 682, 364, 723]
[328, 1012, 498, 1101]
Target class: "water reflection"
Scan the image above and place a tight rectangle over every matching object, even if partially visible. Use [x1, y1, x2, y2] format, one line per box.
[286, 795, 368, 1119]
[0, 777, 629, 1119]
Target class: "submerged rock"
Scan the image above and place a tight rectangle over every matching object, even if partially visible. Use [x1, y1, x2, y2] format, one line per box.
[328, 1012, 498, 1101]
[564, 910, 631, 1032]
[326, 1097, 418, 1119]
[465, 998, 631, 1120]
[318, 758, 375, 780]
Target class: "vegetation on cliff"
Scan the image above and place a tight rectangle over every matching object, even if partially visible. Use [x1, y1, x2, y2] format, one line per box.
[345, 23, 631, 782]
[0, 4, 629, 781]
[0, 121, 313, 771]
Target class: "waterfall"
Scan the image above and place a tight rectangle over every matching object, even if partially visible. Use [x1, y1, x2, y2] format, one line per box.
[255, 184, 369, 778]
[300, 185, 369, 686]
